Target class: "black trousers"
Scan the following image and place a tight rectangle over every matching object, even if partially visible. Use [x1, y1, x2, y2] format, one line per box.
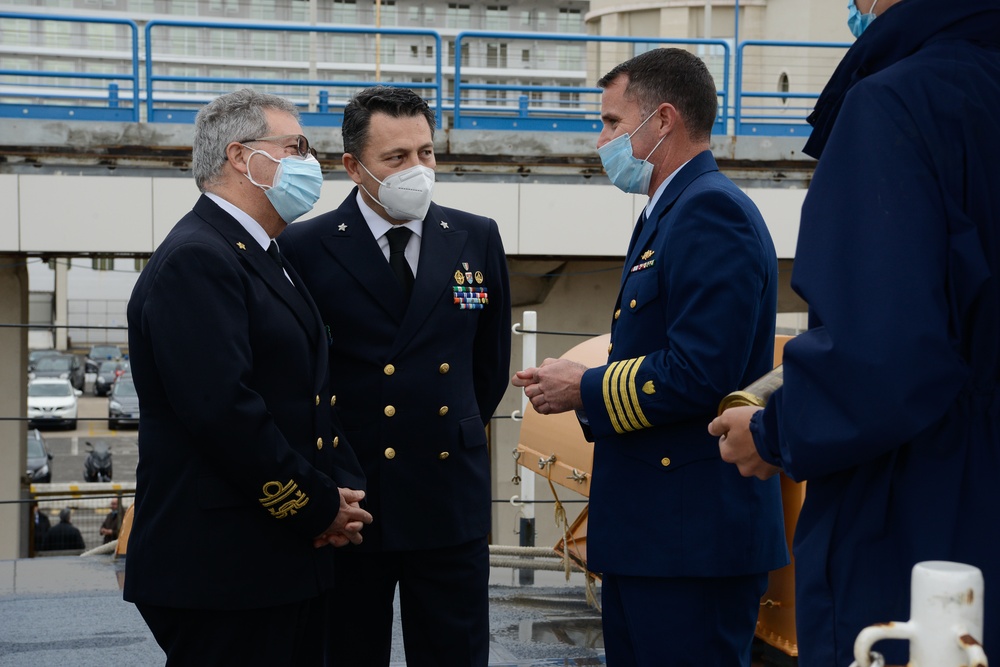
[326, 537, 490, 667]
[137, 596, 325, 666]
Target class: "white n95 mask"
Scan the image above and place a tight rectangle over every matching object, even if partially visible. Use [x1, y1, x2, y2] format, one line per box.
[358, 162, 435, 221]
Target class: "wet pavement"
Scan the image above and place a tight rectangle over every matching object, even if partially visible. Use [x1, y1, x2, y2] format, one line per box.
[0, 556, 607, 666]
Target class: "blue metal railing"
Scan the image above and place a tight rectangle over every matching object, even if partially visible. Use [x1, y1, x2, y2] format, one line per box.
[735, 39, 850, 136]
[452, 32, 731, 133]
[143, 20, 443, 127]
[0, 12, 140, 122]
[0, 12, 853, 136]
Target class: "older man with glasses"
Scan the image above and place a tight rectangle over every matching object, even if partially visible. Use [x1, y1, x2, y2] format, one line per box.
[125, 88, 371, 665]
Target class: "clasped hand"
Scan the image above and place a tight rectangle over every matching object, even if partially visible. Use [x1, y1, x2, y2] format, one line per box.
[511, 358, 587, 415]
[313, 487, 373, 548]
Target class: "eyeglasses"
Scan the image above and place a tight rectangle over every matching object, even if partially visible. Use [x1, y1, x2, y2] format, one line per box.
[240, 134, 317, 158]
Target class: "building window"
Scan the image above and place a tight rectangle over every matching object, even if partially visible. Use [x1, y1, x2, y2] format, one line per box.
[333, 0, 358, 24]
[486, 43, 507, 68]
[378, 0, 398, 27]
[485, 79, 502, 106]
[485, 5, 509, 31]
[446, 4, 471, 30]
[556, 7, 582, 33]
[778, 72, 790, 104]
[447, 40, 470, 64]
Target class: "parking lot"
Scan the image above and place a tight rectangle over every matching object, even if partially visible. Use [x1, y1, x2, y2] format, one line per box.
[33, 394, 138, 486]
[29, 392, 137, 553]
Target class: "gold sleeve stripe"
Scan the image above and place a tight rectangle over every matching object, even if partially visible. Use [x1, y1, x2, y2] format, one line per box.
[616, 358, 643, 431]
[602, 361, 626, 434]
[602, 356, 652, 434]
[626, 357, 653, 429]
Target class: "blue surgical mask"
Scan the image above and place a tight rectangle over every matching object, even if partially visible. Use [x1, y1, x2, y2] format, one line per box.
[244, 149, 323, 222]
[597, 109, 666, 195]
[847, 0, 879, 39]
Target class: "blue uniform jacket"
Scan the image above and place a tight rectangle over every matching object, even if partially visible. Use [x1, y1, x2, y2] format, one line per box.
[751, 2, 1000, 664]
[125, 195, 364, 609]
[281, 189, 512, 552]
[581, 150, 788, 578]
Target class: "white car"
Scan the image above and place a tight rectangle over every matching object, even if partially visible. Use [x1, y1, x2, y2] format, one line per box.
[27, 378, 81, 430]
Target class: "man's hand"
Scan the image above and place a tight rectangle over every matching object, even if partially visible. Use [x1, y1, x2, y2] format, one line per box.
[512, 358, 587, 415]
[708, 406, 782, 480]
[313, 488, 373, 548]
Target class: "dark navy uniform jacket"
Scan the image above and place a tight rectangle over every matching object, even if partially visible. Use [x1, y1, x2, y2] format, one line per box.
[125, 195, 364, 609]
[281, 189, 511, 551]
[581, 150, 788, 578]
[750, 2, 1000, 665]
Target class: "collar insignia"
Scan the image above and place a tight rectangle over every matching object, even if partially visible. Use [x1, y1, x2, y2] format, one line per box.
[236, 242, 246, 250]
[338, 223, 348, 232]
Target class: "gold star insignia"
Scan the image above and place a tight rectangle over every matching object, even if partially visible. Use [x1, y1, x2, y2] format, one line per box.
[338, 223, 347, 232]
[237, 242, 246, 250]
[641, 250, 654, 260]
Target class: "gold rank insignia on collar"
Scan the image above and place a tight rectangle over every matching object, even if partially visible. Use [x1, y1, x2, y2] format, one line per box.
[237, 242, 247, 250]
[641, 250, 654, 260]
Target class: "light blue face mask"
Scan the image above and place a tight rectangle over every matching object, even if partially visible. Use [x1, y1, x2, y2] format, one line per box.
[244, 149, 323, 222]
[597, 109, 666, 195]
[847, 0, 879, 39]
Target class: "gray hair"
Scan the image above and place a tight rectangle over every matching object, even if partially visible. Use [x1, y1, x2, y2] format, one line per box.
[192, 88, 301, 192]
[58, 507, 71, 523]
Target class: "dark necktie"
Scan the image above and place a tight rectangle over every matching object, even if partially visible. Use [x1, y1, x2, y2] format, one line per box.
[266, 240, 283, 269]
[386, 226, 414, 298]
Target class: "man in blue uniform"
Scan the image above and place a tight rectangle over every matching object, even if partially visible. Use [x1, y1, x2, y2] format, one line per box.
[513, 49, 787, 666]
[710, 1, 1000, 665]
[280, 86, 511, 666]
[126, 89, 371, 665]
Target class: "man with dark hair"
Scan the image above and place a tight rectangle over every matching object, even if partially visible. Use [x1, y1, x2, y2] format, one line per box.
[711, 1, 1000, 665]
[40, 508, 85, 551]
[281, 85, 511, 667]
[513, 48, 787, 665]
[126, 88, 371, 665]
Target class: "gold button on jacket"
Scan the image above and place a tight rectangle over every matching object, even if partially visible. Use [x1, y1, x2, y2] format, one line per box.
[333, 436, 340, 448]
[630, 298, 637, 309]
[439, 363, 450, 374]
[384, 364, 395, 376]
[438, 452, 450, 460]
[330, 395, 337, 407]
[316, 437, 324, 450]
[614, 308, 621, 320]
[314, 395, 320, 406]
[660, 457, 671, 467]
[438, 406, 449, 416]
[384, 405, 396, 417]
[384, 447, 396, 460]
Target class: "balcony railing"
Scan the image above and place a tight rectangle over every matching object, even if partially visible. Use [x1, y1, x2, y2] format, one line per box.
[0, 12, 852, 136]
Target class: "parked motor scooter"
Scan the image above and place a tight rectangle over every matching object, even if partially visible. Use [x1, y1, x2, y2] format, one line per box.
[84, 441, 113, 482]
